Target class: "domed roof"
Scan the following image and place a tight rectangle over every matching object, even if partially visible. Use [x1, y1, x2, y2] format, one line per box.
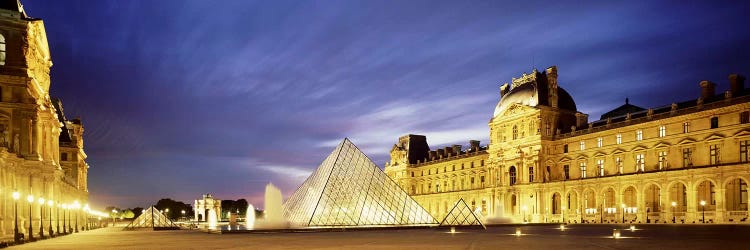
[492, 82, 577, 117]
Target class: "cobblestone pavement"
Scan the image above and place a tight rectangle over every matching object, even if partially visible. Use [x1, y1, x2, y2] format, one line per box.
[8, 224, 750, 249]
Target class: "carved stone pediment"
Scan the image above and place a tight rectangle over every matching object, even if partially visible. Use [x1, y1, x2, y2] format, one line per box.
[733, 129, 750, 138]
[654, 142, 671, 148]
[501, 103, 537, 117]
[703, 133, 725, 141]
[630, 145, 648, 152]
[677, 138, 696, 145]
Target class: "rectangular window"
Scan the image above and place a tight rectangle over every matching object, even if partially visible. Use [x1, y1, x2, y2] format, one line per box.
[471, 177, 475, 188]
[452, 165, 455, 171]
[741, 141, 749, 163]
[741, 111, 750, 124]
[480, 176, 485, 187]
[616, 157, 623, 174]
[529, 167, 534, 182]
[436, 184, 441, 193]
[411, 185, 415, 194]
[710, 117, 719, 129]
[597, 137, 603, 148]
[563, 144, 568, 153]
[596, 159, 604, 177]
[710, 144, 720, 165]
[741, 181, 748, 205]
[658, 151, 667, 170]
[683, 148, 693, 167]
[411, 172, 414, 177]
[636, 154, 645, 172]
[60, 153, 68, 161]
[471, 162, 474, 168]
[710, 185, 716, 205]
[580, 141, 585, 151]
[580, 162, 587, 178]
[683, 122, 690, 133]
[481, 160, 484, 166]
[616, 134, 622, 144]
[659, 126, 666, 137]
[563, 165, 570, 180]
[636, 130, 643, 141]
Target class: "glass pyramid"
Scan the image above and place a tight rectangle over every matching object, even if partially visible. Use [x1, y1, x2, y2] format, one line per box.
[439, 198, 486, 229]
[124, 206, 178, 230]
[283, 138, 437, 227]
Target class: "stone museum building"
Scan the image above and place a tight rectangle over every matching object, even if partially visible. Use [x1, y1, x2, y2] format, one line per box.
[0, 1, 90, 238]
[385, 65, 750, 224]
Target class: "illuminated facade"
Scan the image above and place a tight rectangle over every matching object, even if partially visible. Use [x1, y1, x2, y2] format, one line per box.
[283, 139, 435, 227]
[0, 1, 90, 238]
[194, 194, 221, 222]
[386, 66, 750, 224]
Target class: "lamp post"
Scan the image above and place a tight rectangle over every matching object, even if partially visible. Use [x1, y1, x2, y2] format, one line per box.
[12, 191, 21, 243]
[37, 197, 45, 238]
[26, 194, 34, 241]
[181, 210, 186, 221]
[621, 203, 625, 223]
[112, 209, 118, 227]
[56, 202, 60, 235]
[47, 200, 54, 236]
[700, 200, 706, 223]
[671, 201, 676, 223]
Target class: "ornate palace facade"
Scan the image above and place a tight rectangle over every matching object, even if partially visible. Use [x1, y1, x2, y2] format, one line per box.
[0, 1, 89, 239]
[386, 66, 750, 224]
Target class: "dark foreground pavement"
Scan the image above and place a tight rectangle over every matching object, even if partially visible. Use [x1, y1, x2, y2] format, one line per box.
[9, 224, 750, 249]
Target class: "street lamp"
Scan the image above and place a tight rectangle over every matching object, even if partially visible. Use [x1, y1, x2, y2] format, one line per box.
[56, 202, 60, 235]
[26, 194, 34, 241]
[112, 209, 118, 227]
[181, 210, 186, 221]
[12, 191, 21, 243]
[37, 197, 45, 238]
[621, 203, 625, 223]
[47, 200, 54, 236]
[671, 201, 676, 223]
[700, 200, 706, 223]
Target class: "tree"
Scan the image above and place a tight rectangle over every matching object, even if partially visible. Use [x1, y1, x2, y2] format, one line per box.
[155, 198, 193, 220]
[132, 207, 144, 218]
[122, 209, 135, 219]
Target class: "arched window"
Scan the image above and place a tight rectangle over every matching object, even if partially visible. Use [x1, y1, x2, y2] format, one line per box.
[509, 166, 517, 185]
[512, 125, 518, 140]
[0, 34, 5, 66]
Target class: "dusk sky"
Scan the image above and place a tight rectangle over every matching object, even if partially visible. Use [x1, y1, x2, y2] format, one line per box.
[23, 0, 750, 209]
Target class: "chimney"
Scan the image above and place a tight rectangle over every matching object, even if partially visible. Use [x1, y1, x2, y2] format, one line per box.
[500, 83, 510, 98]
[469, 140, 480, 152]
[452, 145, 462, 155]
[729, 74, 746, 95]
[428, 151, 437, 161]
[700, 80, 716, 99]
[437, 148, 445, 159]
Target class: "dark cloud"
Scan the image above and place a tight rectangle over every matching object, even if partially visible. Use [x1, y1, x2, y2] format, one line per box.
[21, 0, 750, 208]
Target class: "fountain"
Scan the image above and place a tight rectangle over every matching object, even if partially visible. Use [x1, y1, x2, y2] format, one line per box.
[485, 202, 514, 224]
[207, 209, 218, 229]
[254, 183, 286, 229]
[246, 204, 255, 229]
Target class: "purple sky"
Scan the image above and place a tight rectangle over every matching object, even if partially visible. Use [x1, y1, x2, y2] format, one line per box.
[23, 0, 750, 209]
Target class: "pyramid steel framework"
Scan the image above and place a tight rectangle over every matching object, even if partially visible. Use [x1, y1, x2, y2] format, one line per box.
[282, 138, 437, 227]
[124, 206, 179, 230]
[439, 198, 486, 229]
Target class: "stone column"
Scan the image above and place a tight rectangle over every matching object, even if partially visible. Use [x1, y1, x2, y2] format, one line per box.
[686, 183, 697, 223]
[716, 187, 726, 222]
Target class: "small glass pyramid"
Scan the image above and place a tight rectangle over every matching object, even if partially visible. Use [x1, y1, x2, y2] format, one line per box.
[439, 198, 486, 229]
[283, 138, 437, 227]
[124, 206, 178, 230]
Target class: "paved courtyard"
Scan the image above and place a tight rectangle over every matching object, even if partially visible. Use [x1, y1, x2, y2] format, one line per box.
[8, 224, 750, 249]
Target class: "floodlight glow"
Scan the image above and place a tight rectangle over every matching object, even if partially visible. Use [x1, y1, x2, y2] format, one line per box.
[12, 191, 20, 200]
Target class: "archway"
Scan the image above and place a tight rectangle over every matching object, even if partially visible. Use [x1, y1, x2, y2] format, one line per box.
[602, 188, 615, 208]
[566, 191, 579, 218]
[583, 189, 596, 209]
[696, 180, 716, 223]
[668, 182, 687, 222]
[644, 184, 661, 213]
[552, 193, 562, 215]
[622, 186, 637, 222]
[724, 178, 748, 212]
